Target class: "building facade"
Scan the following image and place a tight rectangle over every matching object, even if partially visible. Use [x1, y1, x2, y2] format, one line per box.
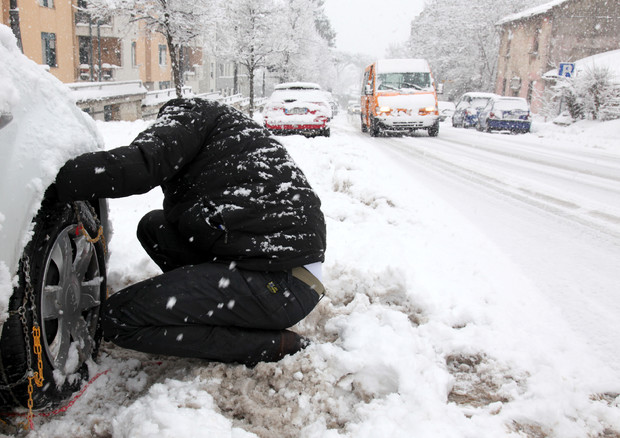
[1, 0, 245, 118]
[495, 0, 620, 113]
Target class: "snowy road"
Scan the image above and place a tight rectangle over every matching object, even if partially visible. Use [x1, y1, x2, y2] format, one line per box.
[343, 115, 620, 373]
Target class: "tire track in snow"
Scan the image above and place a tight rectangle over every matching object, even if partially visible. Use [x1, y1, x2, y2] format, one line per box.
[378, 135, 620, 242]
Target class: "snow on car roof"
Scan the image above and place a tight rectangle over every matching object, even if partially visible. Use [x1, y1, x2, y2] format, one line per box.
[461, 92, 498, 98]
[375, 59, 430, 74]
[274, 82, 322, 90]
[497, 0, 569, 25]
[268, 89, 329, 103]
[492, 96, 529, 106]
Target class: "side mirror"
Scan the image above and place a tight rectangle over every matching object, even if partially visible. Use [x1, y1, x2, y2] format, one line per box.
[436, 83, 444, 94]
[365, 84, 372, 95]
[0, 112, 13, 130]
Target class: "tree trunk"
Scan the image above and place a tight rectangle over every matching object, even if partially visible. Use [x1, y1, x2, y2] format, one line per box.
[249, 67, 255, 117]
[234, 63, 238, 94]
[163, 10, 183, 98]
[168, 38, 183, 98]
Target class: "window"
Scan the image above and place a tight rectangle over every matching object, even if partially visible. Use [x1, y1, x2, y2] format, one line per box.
[502, 78, 507, 95]
[39, 0, 54, 7]
[104, 104, 120, 121]
[531, 28, 540, 56]
[158, 44, 167, 66]
[505, 30, 512, 58]
[78, 36, 91, 65]
[131, 41, 137, 67]
[41, 32, 57, 67]
[361, 71, 368, 94]
[527, 81, 535, 103]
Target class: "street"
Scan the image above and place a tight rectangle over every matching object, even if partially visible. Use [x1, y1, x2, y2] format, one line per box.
[341, 114, 620, 372]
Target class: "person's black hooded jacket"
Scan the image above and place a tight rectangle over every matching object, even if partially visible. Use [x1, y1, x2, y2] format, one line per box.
[55, 98, 326, 271]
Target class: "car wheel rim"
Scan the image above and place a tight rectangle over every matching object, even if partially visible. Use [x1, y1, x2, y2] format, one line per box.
[40, 224, 102, 373]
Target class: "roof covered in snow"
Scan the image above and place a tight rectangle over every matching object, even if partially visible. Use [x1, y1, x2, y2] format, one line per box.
[543, 49, 620, 83]
[68, 80, 148, 102]
[497, 0, 570, 25]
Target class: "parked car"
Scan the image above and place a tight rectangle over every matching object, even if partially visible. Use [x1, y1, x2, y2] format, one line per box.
[452, 92, 498, 128]
[476, 96, 532, 133]
[263, 82, 332, 137]
[0, 25, 110, 410]
[322, 90, 339, 116]
[438, 101, 456, 122]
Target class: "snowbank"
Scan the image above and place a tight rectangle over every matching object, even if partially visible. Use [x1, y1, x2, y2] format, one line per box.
[23, 115, 620, 437]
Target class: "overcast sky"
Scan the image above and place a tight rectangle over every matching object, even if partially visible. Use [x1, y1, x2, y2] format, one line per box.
[323, 0, 426, 58]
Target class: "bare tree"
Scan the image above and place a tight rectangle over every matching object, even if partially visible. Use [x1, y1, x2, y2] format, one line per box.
[215, 0, 282, 116]
[87, 0, 214, 97]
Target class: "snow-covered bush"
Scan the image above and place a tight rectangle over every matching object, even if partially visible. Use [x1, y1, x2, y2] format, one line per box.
[548, 66, 620, 122]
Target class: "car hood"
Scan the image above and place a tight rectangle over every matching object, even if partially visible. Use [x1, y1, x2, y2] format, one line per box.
[0, 25, 104, 319]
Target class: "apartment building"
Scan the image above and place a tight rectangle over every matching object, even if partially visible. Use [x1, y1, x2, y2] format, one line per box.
[1, 0, 245, 120]
[495, 0, 620, 113]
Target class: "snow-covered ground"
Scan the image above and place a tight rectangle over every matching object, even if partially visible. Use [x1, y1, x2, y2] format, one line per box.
[17, 115, 620, 437]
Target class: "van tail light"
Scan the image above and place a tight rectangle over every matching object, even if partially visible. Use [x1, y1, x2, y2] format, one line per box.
[489, 112, 496, 119]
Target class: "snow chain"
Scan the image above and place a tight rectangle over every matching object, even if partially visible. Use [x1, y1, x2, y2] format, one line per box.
[73, 202, 107, 256]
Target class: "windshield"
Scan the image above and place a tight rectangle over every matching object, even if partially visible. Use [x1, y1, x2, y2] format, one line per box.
[471, 98, 492, 108]
[377, 72, 431, 91]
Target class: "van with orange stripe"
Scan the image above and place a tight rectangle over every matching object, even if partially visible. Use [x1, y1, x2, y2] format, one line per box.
[361, 59, 440, 137]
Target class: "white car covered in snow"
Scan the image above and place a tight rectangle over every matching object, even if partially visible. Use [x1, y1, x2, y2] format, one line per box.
[263, 82, 332, 137]
[0, 25, 110, 410]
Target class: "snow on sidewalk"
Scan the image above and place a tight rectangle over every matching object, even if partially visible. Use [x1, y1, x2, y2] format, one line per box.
[24, 117, 620, 438]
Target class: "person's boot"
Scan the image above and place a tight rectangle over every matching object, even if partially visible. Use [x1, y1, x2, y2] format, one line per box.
[277, 330, 310, 359]
[245, 330, 309, 367]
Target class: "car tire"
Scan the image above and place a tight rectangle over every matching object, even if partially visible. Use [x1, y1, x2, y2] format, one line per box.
[428, 122, 439, 137]
[0, 199, 106, 410]
[322, 128, 331, 137]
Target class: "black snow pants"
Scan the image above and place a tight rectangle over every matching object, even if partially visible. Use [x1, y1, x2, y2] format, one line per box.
[101, 210, 323, 366]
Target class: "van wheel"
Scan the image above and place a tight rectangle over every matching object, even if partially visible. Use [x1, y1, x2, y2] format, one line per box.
[428, 122, 439, 137]
[370, 118, 381, 137]
[0, 200, 106, 410]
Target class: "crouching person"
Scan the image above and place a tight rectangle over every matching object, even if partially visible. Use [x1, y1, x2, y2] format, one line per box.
[53, 98, 326, 366]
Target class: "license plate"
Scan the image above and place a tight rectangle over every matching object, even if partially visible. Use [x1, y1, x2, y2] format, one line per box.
[285, 107, 307, 115]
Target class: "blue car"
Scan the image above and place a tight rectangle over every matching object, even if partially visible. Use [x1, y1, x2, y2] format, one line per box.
[476, 96, 532, 133]
[452, 92, 498, 128]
